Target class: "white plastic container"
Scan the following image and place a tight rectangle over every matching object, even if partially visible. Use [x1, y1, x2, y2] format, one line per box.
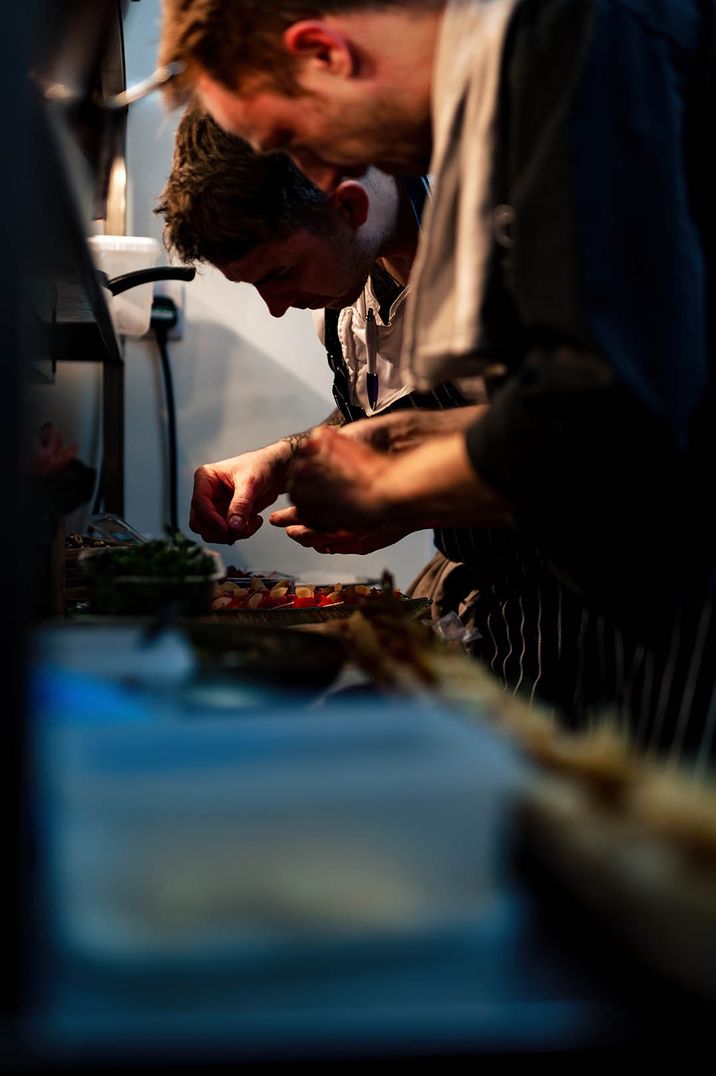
[87, 235, 159, 336]
[38, 702, 525, 974]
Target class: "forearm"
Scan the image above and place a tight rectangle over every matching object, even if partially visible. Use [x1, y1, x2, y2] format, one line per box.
[343, 404, 487, 454]
[387, 404, 486, 453]
[373, 430, 514, 530]
[281, 409, 345, 462]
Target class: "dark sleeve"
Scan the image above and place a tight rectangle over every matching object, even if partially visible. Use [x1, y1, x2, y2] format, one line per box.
[465, 0, 711, 610]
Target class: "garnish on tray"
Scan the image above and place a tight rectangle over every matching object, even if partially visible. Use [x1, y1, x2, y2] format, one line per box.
[211, 575, 403, 612]
[81, 531, 219, 580]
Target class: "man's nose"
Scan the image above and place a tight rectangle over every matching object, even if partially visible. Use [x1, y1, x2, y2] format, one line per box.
[250, 127, 295, 155]
[288, 148, 342, 193]
[258, 291, 290, 318]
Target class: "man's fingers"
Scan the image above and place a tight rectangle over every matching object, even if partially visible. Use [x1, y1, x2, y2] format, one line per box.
[240, 515, 264, 539]
[284, 526, 342, 552]
[189, 494, 231, 541]
[46, 442, 78, 475]
[227, 494, 257, 535]
[269, 506, 301, 528]
[284, 525, 318, 547]
[191, 520, 230, 543]
[38, 422, 62, 453]
[284, 525, 374, 554]
[225, 514, 264, 541]
[189, 495, 263, 543]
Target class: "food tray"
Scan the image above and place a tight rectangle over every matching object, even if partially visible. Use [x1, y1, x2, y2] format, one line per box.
[209, 595, 432, 627]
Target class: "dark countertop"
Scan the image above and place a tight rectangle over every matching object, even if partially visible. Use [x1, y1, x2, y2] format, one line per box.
[16, 640, 716, 1069]
[16, 843, 714, 1070]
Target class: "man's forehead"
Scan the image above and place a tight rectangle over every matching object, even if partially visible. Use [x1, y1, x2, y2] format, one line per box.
[197, 69, 284, 115]
[216, 244, 282, 282]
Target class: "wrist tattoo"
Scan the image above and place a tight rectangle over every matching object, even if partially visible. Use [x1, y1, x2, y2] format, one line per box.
[282, 431, 311, 460]
[324, 408, 345, 428]
[282, 410, 345, 465]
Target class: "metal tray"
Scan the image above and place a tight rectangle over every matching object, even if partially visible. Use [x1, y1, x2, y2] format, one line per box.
[208, 596, 432, 626]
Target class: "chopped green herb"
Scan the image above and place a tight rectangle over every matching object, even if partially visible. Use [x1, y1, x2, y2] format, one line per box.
[81, 531, 215, 580]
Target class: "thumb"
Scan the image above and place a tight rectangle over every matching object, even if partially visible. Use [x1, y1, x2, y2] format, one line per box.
[227, 490, 258, 533]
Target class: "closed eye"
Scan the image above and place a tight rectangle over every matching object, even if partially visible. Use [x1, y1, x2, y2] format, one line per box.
[262, 131, 294, 154]
[257, 265, 292, 284]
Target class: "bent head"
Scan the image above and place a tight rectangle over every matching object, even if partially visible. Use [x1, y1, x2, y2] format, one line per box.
[157, 107, 399, 317]
[159, 0, 440, 189]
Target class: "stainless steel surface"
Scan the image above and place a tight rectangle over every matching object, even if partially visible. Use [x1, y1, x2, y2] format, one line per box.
[104, 61, 183, 109]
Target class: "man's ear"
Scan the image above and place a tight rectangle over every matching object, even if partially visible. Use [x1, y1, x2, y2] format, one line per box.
[283, 21, 355, 78]
[331, 180, 370, 231]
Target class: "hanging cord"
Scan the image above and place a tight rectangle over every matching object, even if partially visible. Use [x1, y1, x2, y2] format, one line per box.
[91, 444, 104, 515]
[151, 296, 180, 533]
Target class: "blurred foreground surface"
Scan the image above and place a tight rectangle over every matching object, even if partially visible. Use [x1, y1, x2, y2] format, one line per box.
[10, 632, 714, 1067]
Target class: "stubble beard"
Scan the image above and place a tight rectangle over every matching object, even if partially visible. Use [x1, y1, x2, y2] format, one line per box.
[324, 232, 380, 310]
[353, 99, 433, 177]
[316, 95, 432, 178]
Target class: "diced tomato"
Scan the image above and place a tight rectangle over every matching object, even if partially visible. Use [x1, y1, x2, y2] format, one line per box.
[318, 593, 341, 606]
[219, 575, 405, 611]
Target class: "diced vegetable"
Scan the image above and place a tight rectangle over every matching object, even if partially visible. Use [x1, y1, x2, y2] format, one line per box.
[211, 574, 406, 613]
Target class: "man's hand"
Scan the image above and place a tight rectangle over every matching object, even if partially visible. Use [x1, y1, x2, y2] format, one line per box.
[288, 424, 515, 534]
[286, 428, 397, 533]
[189, 442, 291, 543]
[28, 423, 78, 479]
[270, 505, 412, 554]
[338, 404, 486, 454]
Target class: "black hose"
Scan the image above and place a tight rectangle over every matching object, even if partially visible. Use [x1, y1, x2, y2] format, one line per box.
[102, 265, 195, 296]
[155, 326, 178, 533]
[91, 454, 104, 514]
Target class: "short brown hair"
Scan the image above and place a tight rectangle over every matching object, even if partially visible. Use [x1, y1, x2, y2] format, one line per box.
[159, 1, 433, 106]
[155, 106, 329, 265]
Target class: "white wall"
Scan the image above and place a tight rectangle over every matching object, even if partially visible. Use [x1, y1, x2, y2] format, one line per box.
[30, 0, 434, 592]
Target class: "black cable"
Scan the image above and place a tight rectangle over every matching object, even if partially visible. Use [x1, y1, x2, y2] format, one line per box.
[91, 454, 104, 515]
[151, 295, 181, 534]
[155, 324, 179, 534]
[101, 265, 195, 296]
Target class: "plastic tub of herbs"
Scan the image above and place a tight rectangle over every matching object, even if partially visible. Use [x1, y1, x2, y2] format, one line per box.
[79, 532, 225, 616]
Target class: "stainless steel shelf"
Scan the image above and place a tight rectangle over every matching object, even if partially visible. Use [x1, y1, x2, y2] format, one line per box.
[27, 93, 124, 368]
